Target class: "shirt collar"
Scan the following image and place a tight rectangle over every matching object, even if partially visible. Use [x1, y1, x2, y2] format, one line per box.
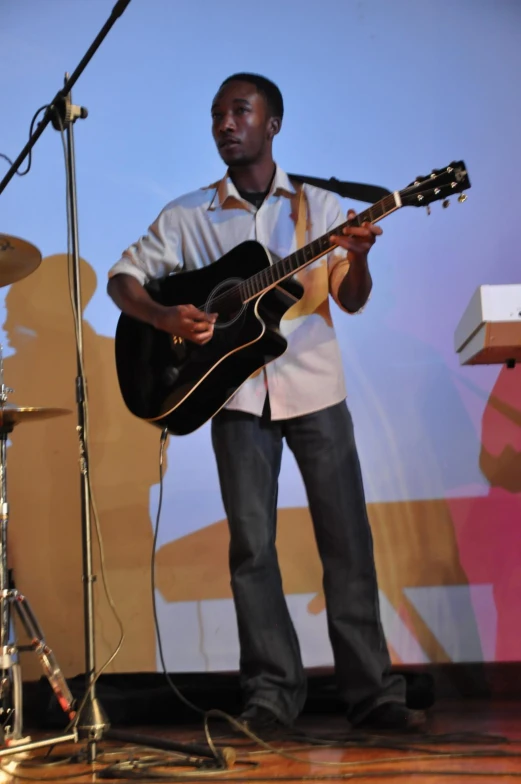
[206, 164, 297, 211]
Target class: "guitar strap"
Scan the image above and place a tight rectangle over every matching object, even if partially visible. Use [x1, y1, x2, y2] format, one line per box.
[289, 179, 310, 251]
[286, 178, 332, 323]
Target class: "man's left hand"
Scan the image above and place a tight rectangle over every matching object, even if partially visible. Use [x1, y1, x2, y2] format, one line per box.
[330, 209, 382, 264]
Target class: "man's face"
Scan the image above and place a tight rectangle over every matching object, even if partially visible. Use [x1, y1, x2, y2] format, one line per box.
[211, 80, 277, 167]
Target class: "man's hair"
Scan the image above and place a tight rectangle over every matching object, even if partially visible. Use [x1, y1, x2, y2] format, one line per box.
[219, 73, 284, 120]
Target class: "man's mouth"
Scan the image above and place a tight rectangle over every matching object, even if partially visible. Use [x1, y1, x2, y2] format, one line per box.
[219, 138, 241, 149]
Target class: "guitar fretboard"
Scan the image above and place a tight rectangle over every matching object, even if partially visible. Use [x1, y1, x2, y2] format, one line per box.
[239, 191, 401, 301]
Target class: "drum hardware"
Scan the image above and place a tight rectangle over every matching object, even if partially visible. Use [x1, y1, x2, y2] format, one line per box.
[0, 343, 75, 749]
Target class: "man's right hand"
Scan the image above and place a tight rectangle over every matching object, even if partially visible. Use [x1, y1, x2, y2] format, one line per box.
[107, 275, 218, 346]
[155, 304, 218, 345]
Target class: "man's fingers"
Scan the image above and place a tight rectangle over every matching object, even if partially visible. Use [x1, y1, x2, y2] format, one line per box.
[342, 224, 381, 238]
[190, 312, 213, 323]
[192, 321, 215, 333]
[192, 329, 214, 344]
[182, 304, 217, 323]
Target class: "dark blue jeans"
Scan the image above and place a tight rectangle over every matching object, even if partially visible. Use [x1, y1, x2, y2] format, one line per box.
[211, 399, 405, 724]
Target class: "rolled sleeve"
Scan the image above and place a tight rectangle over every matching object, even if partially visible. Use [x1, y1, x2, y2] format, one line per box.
[324, 196, 351, 312]
[108, 205, 184, 285]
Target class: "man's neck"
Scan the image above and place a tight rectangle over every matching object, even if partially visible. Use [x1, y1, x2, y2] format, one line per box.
[229, 160, 276, 194]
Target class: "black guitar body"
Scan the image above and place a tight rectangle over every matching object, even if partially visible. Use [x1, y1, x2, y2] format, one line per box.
[115, 163, 471, 435]
[115, 241, 303, 435]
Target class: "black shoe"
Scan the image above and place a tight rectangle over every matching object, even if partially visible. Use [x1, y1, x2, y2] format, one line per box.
[354, 702, 427, 732]
[236, 704, 287, 736]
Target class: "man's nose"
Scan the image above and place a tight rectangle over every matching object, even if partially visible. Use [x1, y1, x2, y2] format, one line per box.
[218, 112, 236, 133]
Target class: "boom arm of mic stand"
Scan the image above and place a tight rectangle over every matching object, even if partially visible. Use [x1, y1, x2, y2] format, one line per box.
[0, 0, 132, 196]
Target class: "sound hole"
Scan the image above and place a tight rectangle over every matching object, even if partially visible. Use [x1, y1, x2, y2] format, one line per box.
[204, 277, 246, 329]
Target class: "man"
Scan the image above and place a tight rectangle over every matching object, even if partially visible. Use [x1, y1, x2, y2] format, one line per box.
[107, 73, 426, 732]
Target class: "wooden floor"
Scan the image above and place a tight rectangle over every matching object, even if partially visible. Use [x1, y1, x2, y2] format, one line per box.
[1, 700, 521, 782]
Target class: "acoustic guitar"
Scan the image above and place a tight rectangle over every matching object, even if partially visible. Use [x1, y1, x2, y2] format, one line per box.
[115, 161, 471, 435]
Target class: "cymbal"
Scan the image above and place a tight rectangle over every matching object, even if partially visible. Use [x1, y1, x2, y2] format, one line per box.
[0, 405, 72, 428]
[0, 234, 42, 287]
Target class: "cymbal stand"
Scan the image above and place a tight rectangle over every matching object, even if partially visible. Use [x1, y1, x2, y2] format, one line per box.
[0, 345, 77, 754]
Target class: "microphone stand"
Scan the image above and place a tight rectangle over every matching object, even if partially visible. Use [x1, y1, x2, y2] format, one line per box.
[0, 0, 226, 771]
[0, 0, 134, 764]
[59, 81, 107, 763]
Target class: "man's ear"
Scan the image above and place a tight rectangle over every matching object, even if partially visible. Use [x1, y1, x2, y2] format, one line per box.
[268, 117, 281, 139]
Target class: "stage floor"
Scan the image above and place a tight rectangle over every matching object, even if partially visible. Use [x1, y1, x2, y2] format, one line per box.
[1, 699, 521, 782]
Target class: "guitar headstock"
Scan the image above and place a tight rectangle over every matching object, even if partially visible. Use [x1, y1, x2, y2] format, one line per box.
[400, 161, 471, 209]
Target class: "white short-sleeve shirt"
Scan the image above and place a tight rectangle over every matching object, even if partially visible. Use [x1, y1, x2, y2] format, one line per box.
[109, 165, 352, 420]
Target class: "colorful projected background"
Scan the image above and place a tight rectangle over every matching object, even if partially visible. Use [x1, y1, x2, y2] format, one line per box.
[1, 0, 520, 679]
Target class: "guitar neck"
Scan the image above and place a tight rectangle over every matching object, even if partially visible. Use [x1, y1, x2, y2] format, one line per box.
[240, 191, 402, 302]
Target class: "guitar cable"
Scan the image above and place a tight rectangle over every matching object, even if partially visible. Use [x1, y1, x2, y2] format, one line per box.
[0, 105, 49, 177]
[150, 426, 208, 717]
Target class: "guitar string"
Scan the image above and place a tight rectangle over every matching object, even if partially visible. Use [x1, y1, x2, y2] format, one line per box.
[193, 207, 382, 315]
[191, 172, 464, 318]
[197, 194, 397, 315]
[231, 175, 464, 308]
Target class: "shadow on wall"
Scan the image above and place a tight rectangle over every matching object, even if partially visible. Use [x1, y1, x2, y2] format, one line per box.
[155, 497, 480, 664]
[153, 360, 521, 666]
[7, 253, 519, 675]
[4, 254, 160, 679]
[450, 363, 521, 661]
[153, 304, 521, 666]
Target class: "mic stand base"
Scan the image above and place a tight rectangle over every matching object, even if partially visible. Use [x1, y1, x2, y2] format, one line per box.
[0, 732, 78, 759]
[76, 697, 110, 744]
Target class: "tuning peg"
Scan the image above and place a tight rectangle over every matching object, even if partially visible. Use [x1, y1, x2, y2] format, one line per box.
[458, 193, 467, 203]
[426, 205, 431, 216]
[442, 199, 450, 208]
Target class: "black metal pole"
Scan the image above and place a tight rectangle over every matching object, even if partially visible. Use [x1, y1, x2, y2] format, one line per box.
[0, 0, 132, 197]
[60, 90, 109, 763]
